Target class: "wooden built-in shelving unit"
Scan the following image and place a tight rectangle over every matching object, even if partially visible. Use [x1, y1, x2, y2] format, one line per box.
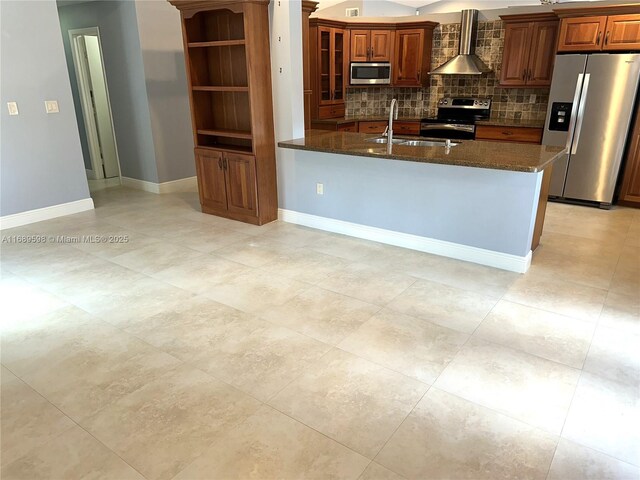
[168, 0, 277, 225]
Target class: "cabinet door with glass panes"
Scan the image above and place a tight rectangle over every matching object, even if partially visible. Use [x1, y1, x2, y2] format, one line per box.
[318, 27, 346, 106]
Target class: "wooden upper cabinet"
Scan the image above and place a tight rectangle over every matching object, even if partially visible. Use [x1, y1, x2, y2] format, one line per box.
[370, 30, 393, 61]
[393, 29, 425, 86]
[317, 27, 346, 108]
[557, 16, 607, 51]
[350, 29, 392, 62]
[500, 14, 558, 87]
[500, 23, 532, 86]
[527, 21, 559, 86]
[603, 14, 640, 51]
[350, 30, 370, 61]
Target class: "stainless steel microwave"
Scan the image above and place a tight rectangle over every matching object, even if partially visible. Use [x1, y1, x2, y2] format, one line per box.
[350, 62, 391, 85]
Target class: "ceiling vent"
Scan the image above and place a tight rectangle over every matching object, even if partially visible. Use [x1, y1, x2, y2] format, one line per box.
[345, 7, 360, 17]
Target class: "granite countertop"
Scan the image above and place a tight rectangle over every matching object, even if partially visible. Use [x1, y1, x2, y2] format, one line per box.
[278, 130, 565, 173]
[313, 115, 547, 129]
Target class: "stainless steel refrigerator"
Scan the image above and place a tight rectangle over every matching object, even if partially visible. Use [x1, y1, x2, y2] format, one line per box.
[542, 53, 640, 207]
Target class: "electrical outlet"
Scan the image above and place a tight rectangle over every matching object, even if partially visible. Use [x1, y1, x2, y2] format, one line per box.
[529, 94, 536, 104]
[7, 102, 18, 115]
[45, 100, 59, 114]
[316, 183, 324, 195]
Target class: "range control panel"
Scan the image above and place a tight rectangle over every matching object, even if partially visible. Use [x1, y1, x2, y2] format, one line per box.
[548, 102, 572, 132]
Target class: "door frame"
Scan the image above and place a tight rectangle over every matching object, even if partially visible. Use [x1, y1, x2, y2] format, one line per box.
[68, 27, 121, 181]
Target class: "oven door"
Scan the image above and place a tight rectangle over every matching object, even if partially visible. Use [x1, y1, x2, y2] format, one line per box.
[420, 123, 476, 140]
[350, 63, 392, 85]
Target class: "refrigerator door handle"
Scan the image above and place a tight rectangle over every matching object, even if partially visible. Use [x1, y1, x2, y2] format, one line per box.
[571, 73, 590, 155]
[566, 73, 584, 152]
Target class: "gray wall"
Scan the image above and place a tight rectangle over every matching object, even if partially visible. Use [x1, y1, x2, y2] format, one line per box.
[278, 150, 540, 257]
[135, 0, 195, 183]
[57, 0, 159, 182]
[1, 0, 91, 217]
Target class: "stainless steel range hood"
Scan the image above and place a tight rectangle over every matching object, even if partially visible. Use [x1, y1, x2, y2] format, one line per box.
[430, 9, 491, 75]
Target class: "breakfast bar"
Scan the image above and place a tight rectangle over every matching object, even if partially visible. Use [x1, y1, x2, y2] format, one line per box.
[277, 130, 566, 273]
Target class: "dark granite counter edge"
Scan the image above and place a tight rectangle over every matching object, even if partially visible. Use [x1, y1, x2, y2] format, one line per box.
[278, 140, 564, 173]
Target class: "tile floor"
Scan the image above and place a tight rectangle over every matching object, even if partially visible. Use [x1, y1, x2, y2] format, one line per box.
[1, 186, 639, 480]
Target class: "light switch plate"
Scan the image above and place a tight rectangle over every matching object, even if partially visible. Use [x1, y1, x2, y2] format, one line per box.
[45, 100, 59, 114]
[7, 102, 18, 115]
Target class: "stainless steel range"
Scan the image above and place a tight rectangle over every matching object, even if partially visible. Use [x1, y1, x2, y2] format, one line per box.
[420, 97, 491, 140]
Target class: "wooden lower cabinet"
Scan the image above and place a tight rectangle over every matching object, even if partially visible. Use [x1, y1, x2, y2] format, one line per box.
[475, 125, 543, 144]
[358, 121, 388, 134]
[195, 148, 259, 221]
[393, 121, 420, 136]
[619, 105, 640, 208]
[337, 122, 357, 132]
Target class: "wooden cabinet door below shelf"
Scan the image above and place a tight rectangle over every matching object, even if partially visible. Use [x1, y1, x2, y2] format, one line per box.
[500, 22, 532, 86]
[350, 30, 370, 62]
[527, 21, 558, 86]
[195, 149, 227, 211]
[557, 16, 607, 52]
[603, 14, 640, 51]
[370, 30, 392, 61]
[393, 29, 424, 86]
[224, 152, 258, 217]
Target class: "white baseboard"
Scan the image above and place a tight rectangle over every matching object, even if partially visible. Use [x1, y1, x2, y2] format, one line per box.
[0, 198, 95, 230]
[121, 176, 197, 194]
[279, 209, 532, 273]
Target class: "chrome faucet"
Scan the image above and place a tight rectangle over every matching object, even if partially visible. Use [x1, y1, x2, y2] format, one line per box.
[386, 98, 399, 154]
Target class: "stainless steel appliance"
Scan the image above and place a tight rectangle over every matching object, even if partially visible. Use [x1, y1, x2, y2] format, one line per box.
[350, 62, 391, 85]
[543, 53, 640, 207]
[429, 10, 491, 76]
[420, 97, 491, 140]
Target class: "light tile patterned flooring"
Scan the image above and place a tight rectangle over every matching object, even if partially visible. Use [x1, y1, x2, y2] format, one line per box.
[1, 187, 639, 480]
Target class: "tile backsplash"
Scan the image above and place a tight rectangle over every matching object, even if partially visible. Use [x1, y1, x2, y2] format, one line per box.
[346, 20, 550, 121]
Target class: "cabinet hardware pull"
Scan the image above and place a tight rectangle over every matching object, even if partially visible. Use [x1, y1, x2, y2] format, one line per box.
[605, 31, 610, 45]
[528, 69, 532, 81]
[502, 131, 513, 136]
[223, 158, 228, 170]
[218, 158, 222, 169]
[596, 31, 602, 45]
[522, 70, 526, 81]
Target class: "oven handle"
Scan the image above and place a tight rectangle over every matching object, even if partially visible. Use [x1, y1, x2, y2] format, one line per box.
[421, 123, 475, 133]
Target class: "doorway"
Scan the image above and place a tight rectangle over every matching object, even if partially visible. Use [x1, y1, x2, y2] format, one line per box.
[69, 27, 121, 189]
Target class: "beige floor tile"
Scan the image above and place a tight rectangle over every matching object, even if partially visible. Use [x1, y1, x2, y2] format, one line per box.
[308, 234, 389, 262]
[318, 262, 416, 306]
[111, 240, 206, 275]
[159, 222, 252, 253]
[358, 462, 405, 480]
[203, 268, 311, 313]
[214, 237, 300, 268]
[259, 247, 351, 284]
[610, 259, 640, 298]
[475, 300, 595, 368]
[0, 275, 69, 324]
[1, 425, 144, 480]
[583, 326, 640, 388]
[562, 372, 640, 467]
[174, 405, 369, 480]
[435, 338, 580, 434]
[387, 279, 498, 334]
[528, 248, 617, 290]
[70, 225, 162, 259]
[376, 388, 557, 480]
[82, 365, 261, 480]
[538, 232, 622, 262]
[504, 275, 606, 322]
[548, 438, 640, 480]
[257, 222, 329, 247]
[270, 348, 428, 458]
[152, 254, 253, 294]
[405, 257, 519, 298]
[140, 303, 332, 401]
[339, 309, 468, 384]
[599, 291, 640, 334]
[1, 370, 75, 466]
[257, 287, 380, 345]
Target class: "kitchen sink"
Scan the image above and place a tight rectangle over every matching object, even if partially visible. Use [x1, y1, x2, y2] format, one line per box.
[364, 137, 408, 144]
[401, 139, 460, 147]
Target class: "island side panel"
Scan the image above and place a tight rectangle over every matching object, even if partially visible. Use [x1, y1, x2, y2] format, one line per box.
[277, 149, 543, 259]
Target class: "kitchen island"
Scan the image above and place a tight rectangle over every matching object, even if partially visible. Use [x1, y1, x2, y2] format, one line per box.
[277, 130, 566, 273]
